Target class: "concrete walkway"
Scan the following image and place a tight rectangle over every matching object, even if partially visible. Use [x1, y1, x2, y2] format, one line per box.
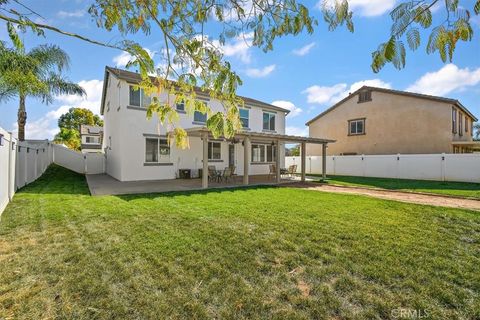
[297, 183, 480, 211]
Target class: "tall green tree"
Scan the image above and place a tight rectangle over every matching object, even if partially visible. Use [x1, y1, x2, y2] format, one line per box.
[54, 128, 81, 151]
[53, 107, 104, 151]
[58, 107, 103, 131]
[0, 42, 86, 140]
[0, 0, 478, 146]
[322, 0, 479, 72]
[474, 123, 480, 141]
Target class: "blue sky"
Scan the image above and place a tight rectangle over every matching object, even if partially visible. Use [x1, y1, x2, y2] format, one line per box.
[1, 0, 479, 139]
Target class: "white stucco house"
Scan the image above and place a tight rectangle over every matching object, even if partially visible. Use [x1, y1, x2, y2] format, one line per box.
[100, 67, 332, 187]
[80, 125, 103, 153]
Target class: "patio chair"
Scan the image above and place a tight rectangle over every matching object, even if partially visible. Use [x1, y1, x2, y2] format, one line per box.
[288, 165, 297, 177]
[208, 166, 220, 182]
[269, 164, 276, 180]
[229, 165, 237, 183]
[223, 167, 233, 183]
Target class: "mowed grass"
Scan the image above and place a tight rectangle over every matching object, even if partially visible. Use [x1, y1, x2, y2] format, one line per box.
[308, 174, 480, 199]
[1, 166, 479, 319]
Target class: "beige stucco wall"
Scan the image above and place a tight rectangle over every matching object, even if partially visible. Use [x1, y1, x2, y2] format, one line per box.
[307, 91, 475, 156]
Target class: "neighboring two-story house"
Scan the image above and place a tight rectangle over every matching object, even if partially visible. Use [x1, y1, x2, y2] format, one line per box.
[80, 125, 103, 153]
[306, 86, 479, 156]
[100, 67, 304, 182]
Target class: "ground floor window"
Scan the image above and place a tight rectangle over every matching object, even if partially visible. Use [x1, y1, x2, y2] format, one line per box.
[208, 142, 221, 160]
[252, 144, 276, 163]
[145, 137, 170, 163]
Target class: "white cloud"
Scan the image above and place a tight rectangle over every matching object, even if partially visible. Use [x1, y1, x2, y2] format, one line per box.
[303, 79, 391, 105]
[212, 32, 254, 64]
[13, 79, 105, 140]
[303, 83, 347, 105]
[57, 9, 85, 18]
[219, 0, 254, 22]
[11, 108, 67, 140]
[271, 100, 302, 117]
[406, 64, 480, 96]
[319, 0, 396, 17]
[245, 64, 276, 78]
[286, 126, 308, 137]
[112, 48, 154, 68]
[292, 42, 316, 56]
[57, 79, 104, 115]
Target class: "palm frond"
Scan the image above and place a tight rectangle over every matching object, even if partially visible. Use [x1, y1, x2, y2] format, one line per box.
[28, 44, 71, 74]
[42, 72, 86, 104]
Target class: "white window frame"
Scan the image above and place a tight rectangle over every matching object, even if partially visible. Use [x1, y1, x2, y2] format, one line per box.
[348, 118, 365, 135]
[194, 111, 207, 123]
[145, 137, 170, 163]
[239, 108, 249, 128]
[251, 144, 276, 163]
[129, 85, 151, 107]
[208, 142, 222, 160]
[263, 112, 276, 131]
[176, 101, 185, 112]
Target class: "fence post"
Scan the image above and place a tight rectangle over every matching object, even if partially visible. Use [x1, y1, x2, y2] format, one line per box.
[333, 156, 336, 175]
[34, 149, 38, 180]
[396, 153, 400, 179]
[441, 153, 446, 182]
[361, 154, 365, 177]
[24, 146, 28, 186]
[7, 132, 13, 200]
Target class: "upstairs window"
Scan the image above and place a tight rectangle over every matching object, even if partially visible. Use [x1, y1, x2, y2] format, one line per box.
[348, 118, 365, 135]
[452, 107, 457, 133]
[208, 142, 221, 160]
[263, 112, 276, 131]
[358, 91, 372, 103]
[465, 117, 469, 133]
[129, 85, 151, 107]
[194, 111, 207, 123]
[145, 138, 170, 163]
[176, 101, 185, 112]
[239, 108, 249, 128]
[459, 113, 463, 136]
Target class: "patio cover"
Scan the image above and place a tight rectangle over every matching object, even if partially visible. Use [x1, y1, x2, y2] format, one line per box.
[180, 127, 335, 188]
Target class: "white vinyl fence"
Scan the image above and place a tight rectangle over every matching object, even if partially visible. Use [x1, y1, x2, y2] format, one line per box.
[286, 153, 480, 183]
[1, 125, 105, 215]
[52, 144, 105, 175]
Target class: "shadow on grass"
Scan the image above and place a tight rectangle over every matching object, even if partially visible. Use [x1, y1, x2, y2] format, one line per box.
[114, 184, 282, 201]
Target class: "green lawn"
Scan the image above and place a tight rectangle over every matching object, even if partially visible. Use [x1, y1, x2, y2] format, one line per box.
[1, 165, 479, 319]
[308, 174, 480, 199]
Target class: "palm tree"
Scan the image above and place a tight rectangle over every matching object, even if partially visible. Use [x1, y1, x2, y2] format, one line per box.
[0, 42, 86, 141]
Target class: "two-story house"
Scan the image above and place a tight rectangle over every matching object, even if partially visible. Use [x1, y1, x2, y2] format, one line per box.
[80, 125, 103, 153]
[306, 86, 479, 156]
[100, 67, 332, 184]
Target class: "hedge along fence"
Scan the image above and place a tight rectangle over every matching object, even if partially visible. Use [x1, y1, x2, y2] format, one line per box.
[286, 153, 480, 183]
[0, 125, 106, 216]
